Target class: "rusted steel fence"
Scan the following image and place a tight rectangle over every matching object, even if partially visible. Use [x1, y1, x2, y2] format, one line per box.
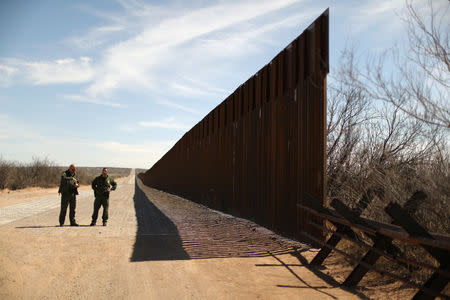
[141, 10, 329, 240]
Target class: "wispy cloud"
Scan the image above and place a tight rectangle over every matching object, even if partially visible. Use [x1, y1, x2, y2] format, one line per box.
[337, 0, 414, 35]
[63, 94, 123, 108]
[0, 57, 94, 85]
[156, 99, 202, 115]
[170, 82, 222, 98]
[83, 0, 306, 97]
[1, 0, 311, 101]
[94, 140, 176, 168]
[0, 113, 173, 168]
[95, 140, 174, 153]
[65, 25, 125, 49]
[0, 64, 18, 87]
[139, 117, 190, 131]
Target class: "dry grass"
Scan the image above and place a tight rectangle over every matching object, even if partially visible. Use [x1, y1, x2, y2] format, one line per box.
[0, 156, 131, 190]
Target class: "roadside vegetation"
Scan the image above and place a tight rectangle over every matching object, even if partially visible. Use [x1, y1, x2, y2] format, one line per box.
[327, 0, 449, 233]
[325, 0, 449, 288]
[0, 156, 130, 190]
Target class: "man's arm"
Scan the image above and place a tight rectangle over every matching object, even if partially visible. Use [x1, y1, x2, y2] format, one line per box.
[58, 174, 63, 194]
[62, 172, 77, 186]
[110, 178, 117, 191]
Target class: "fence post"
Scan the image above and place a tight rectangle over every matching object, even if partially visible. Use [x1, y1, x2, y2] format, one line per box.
[385, 202, 450, 300]
[339, 191, 423, 288]
[308, 190, 376, 266]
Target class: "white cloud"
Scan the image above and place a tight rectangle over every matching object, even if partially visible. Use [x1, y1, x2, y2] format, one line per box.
[180, 76, 230, 95]
[0, 64, 19, 87]
[0, 57, 94, 85]
[171, 82, 221, 97]
[1, 0, 311, 100]
[63, 94, 123, 108]
[339, 0, 415, 35]
[156, 99, 202, 115]
[0, 65, 18, 75]
[83, 0, 306, 97]
[0, 113, 172, 168]
[65, 25, 125, 49]
[95, 140, 173, 153]
[139, 117, 190, 131]
[94, 140, 176, 168]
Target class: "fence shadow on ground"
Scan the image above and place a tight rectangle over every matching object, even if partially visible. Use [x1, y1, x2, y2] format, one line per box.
[290, 249, 372, 299]
[131, 180, 298, 262]
[132, 179, 373, 298]
[130, 181, 189, 261]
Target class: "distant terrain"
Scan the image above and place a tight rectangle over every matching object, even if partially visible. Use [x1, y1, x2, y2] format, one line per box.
[0, 156, 131, 190]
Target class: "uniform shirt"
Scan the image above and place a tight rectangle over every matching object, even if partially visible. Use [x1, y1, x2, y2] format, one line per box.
[58, 169, 79, 195]
[91, 175, 117, 198]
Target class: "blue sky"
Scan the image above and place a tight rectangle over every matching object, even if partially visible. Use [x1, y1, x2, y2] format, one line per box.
[0, 0, 439, 168]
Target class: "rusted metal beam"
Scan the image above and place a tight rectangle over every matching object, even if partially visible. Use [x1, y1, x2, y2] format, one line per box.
[300, 231, 450, 300]
[385, 202, 450, 300]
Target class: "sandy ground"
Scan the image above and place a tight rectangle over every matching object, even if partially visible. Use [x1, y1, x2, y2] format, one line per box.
[0, 170, 414, 299]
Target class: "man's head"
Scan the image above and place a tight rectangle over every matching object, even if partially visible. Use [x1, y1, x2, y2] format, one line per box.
[69, 164, 76, 174]
[101, 168, 108, 178]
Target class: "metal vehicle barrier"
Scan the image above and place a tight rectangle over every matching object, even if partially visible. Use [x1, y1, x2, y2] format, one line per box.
[300, 193, 450, 300]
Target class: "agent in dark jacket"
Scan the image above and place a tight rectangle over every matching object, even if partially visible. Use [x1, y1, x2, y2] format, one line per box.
[58, 164, 79, 226]
[90, 168, 117, 226]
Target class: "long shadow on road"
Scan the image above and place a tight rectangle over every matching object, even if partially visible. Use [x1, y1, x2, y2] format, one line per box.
[131, 179, 298, 262]
[131, 181, 190, 261]
[130, 180, 362, 297]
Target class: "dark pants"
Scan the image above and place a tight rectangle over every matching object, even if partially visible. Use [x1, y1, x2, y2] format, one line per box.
[59, 193, 76, 225]
[92, 197, 109, 222]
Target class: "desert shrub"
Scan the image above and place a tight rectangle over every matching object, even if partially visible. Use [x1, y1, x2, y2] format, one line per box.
[327, 0, 449, 233]
[0, 157, 12, 189]
[0, 157, 131, 190]
[323, 0, 449, 291]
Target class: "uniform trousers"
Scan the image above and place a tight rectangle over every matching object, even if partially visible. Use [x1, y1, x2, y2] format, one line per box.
[59, 193, 76, 225]
[92, 197, 109, 222]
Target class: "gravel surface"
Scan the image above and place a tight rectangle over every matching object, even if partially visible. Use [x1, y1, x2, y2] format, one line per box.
[0, 170, 407, 299]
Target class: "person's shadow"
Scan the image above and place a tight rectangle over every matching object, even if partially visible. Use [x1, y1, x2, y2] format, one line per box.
[16, 225, 91, 228]
[130, 181, 189, 261]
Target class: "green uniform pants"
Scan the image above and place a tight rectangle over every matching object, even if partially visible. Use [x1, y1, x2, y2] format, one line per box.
[92, 197, 109, 222]
[59, 193, 77, 225]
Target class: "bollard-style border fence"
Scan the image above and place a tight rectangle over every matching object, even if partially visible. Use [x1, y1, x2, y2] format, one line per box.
[141, 10, 329, 241]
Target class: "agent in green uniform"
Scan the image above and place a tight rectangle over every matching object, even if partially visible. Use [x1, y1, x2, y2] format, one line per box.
[58, 164, 79, 226]
[90, 168, 117, 226]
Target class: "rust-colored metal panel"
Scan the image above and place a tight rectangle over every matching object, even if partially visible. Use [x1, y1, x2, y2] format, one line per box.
[255, 72, 262, 110]
[142, 10, 329, 241]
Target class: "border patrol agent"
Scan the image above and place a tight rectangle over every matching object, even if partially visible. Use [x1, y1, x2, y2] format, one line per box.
[90, 168, 117, 226]
[58, 164, 79, 226]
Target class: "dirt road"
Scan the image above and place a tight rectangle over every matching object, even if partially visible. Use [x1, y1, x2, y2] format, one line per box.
[0, 170, 363, 299]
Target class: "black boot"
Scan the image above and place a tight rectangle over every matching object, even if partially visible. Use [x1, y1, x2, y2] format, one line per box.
[102, 221, 107, 226]
[70, 221, 79, 226]
[90, 221, 96, 226]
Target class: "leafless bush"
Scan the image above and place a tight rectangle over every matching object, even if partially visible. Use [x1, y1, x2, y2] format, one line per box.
[75, 168, 96, 185]
[0, 157, 131, 190]
[326, 0, 450, 234]
[0, 156, 61, 190]
[0, 157, 12, 189]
